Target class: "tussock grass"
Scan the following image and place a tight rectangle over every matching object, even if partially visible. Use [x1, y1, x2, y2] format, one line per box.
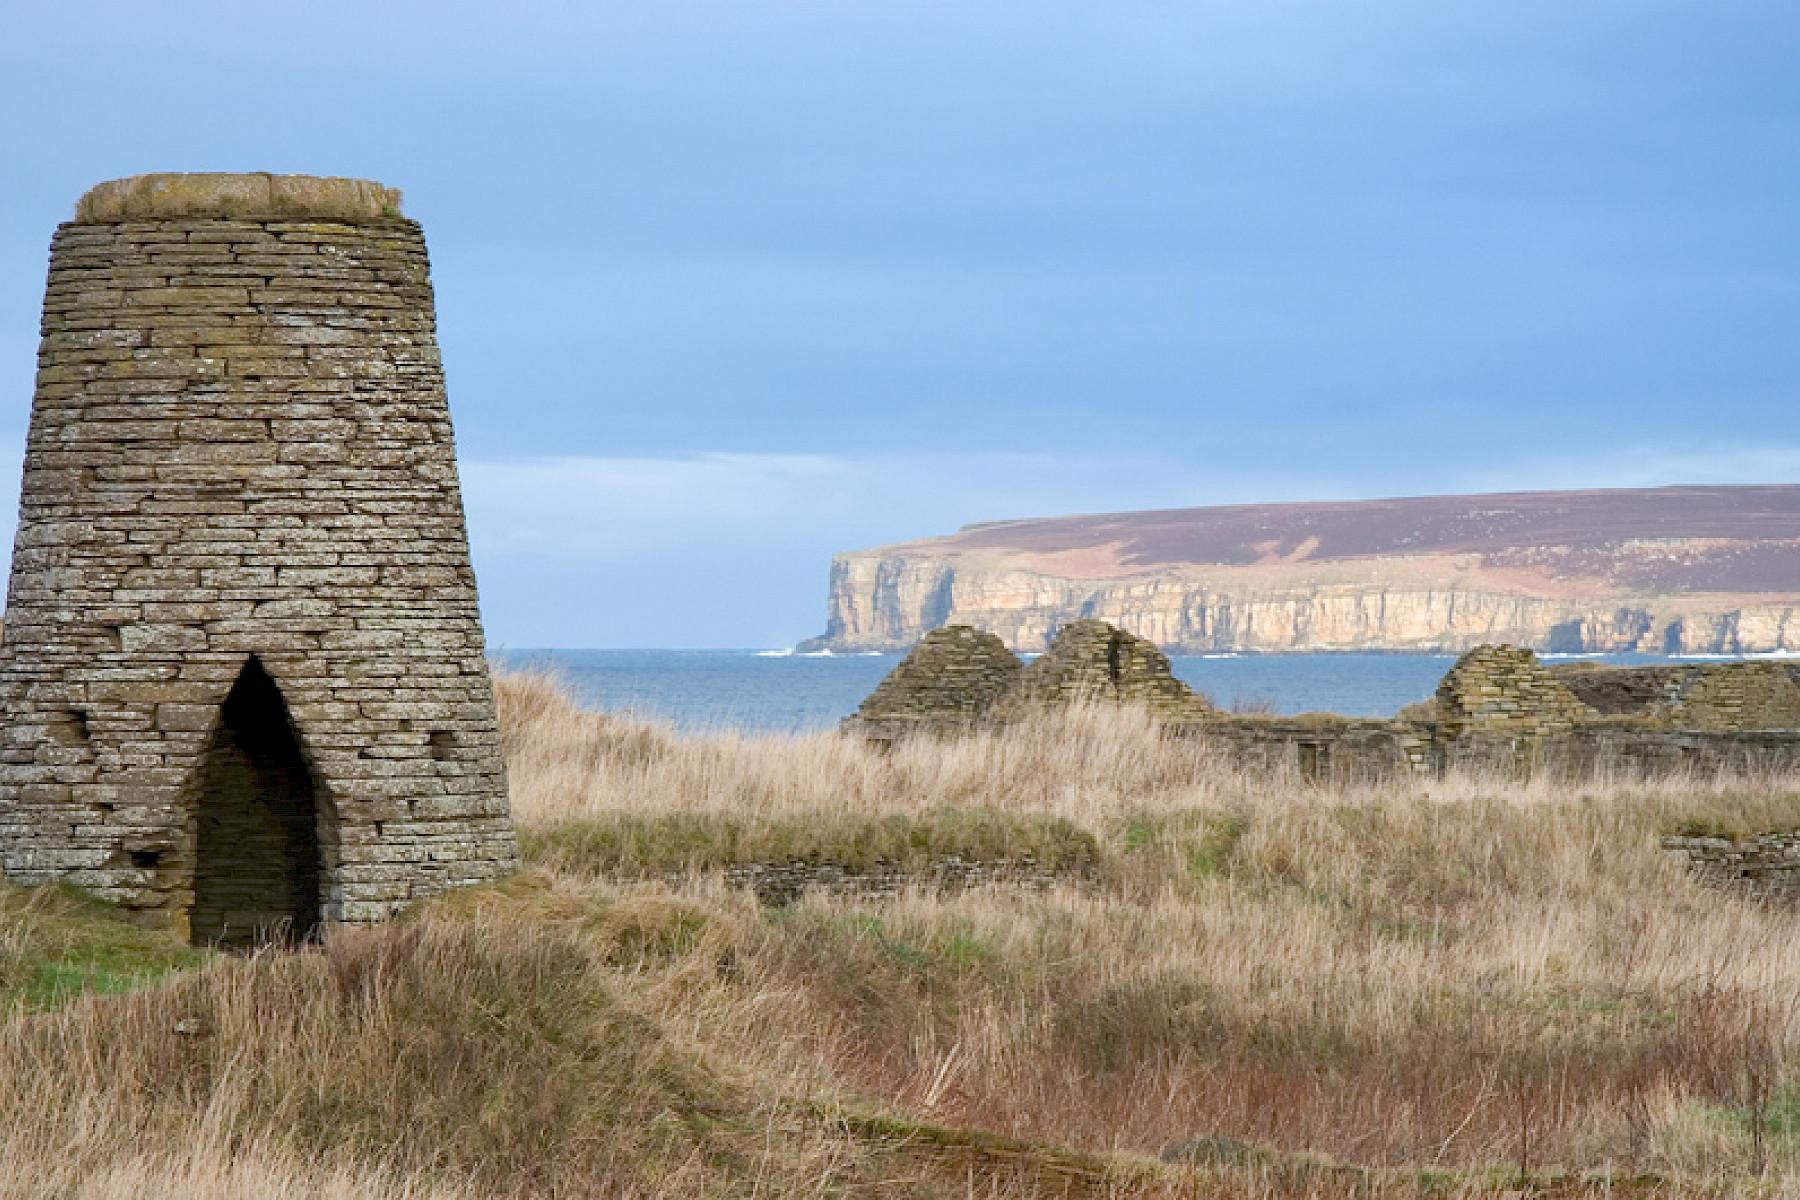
[520, 808, 1100, 879]
[5, 667, 1800, 1195]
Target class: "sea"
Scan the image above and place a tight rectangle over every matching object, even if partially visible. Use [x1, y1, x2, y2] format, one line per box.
[488, 648, 1793, 735]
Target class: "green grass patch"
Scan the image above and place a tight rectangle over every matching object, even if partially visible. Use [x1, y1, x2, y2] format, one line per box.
[1108, 810, 1247, 881]
[1701, 1081, 1800, 1152]
[0, 882, 206, 1014]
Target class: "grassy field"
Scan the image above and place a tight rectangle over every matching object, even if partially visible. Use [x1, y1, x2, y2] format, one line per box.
[3, 669, 1800, 1196]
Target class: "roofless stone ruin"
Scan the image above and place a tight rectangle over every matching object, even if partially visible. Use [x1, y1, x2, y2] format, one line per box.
[989, 619, 1215, 723]
[0, 173, 517, 946]
[842, 625, 1023, 738]
[849, 620, 1800, 777]
[846, 619, 1213, 738]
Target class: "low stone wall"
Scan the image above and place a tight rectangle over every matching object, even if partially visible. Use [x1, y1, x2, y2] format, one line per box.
[1442, 727, 1800, 779]
[1168, 719, 1800, 781]
[718, 854, 1090, 905]
[1168, 718, 1433, 783]
[1661, 830, 1800, 903]
[612, 854, 1093, 905]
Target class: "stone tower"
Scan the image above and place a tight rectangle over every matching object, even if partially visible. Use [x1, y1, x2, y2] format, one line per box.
[0, 173, 517, 945]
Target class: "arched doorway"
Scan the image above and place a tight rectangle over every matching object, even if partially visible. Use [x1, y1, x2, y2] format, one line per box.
[189, 657, 323, 947]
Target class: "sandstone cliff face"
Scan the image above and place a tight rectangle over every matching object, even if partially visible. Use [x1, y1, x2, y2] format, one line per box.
[800, 486, 1800, 654]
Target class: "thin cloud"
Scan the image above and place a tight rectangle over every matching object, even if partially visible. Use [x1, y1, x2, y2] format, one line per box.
[1451, 442, 1800, 496]
[458, 449, 1328, 564]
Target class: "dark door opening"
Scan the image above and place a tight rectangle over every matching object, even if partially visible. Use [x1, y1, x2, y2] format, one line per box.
[190, 657, 323, 948]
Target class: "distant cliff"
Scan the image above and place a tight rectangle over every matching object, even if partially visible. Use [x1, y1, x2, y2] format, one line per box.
[798, 485, 1800, 654]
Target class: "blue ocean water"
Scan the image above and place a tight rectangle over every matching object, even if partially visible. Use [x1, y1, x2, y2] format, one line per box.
[489, 649, 1690, 734]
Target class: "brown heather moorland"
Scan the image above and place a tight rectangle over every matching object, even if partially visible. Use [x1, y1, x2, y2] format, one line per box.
[2, 670, 1800, 1196]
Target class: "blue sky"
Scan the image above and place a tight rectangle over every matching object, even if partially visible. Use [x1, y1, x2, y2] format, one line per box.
[2, 1, 1796, 647]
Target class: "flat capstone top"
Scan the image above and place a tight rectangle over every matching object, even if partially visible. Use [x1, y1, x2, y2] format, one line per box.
[74, 173, 403, 224]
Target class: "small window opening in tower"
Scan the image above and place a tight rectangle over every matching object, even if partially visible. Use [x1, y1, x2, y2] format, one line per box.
[190, 657, 323, 949]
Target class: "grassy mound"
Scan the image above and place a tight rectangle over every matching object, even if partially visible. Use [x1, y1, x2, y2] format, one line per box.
[521, 807, 1099, 880]
[0, 909, 741, 1194]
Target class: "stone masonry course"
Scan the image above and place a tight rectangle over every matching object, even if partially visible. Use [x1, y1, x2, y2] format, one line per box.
[0, 174, 517, 945]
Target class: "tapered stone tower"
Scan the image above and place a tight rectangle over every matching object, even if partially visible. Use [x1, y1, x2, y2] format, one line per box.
[0, 173, 517, 945]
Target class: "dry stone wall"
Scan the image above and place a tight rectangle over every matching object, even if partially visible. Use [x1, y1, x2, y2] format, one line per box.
[1661, 829, 1800, 904]
[1661, 663, 1800, 731]
[1551, 664, 1685, 715]
[988, 619, 1214, 721]
[1168, 717, 1434, 783]
[0, 174, 517, 942]
[845, 619, 1212, 738]
[1171, 715, 1800, 782]
[842, 624, 1022, 739]
[1554, 661, 1800, 730]
[1434, 645, 1595, 740]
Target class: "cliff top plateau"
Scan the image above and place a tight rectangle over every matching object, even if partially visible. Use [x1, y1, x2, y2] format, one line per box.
[805, 484, 1800, 654]
[878, 484, 1800, 593]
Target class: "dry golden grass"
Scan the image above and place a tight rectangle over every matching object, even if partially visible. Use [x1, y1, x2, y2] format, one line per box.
[4, 666, 1800, 1196]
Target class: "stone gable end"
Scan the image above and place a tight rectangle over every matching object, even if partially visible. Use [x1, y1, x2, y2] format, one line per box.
[1435, 644, 1596, 739]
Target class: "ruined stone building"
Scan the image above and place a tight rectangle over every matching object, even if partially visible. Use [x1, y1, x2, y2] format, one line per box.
[841, 625, 1023, 738]
[846, 619, 1800, 779]
[1432, 644, 1595, 741]
[1550, 660, 1800, 731]
[845, 618, 1213, 739]
[987, 619, 1214, 722]
[0, 174, 518, 946]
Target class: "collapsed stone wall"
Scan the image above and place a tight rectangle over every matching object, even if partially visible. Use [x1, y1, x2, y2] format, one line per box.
[1551, 664, 1684, 715]
[0, 173, 517, 942]
[1553, 661, 1800, 730]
